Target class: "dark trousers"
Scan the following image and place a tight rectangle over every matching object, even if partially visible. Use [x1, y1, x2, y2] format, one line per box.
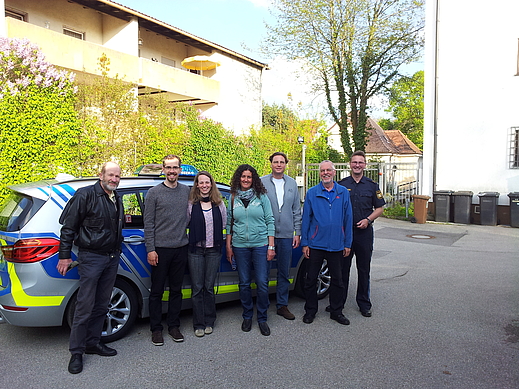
[341, 226, 374, 312]
[69, 251, 119, 355]
[187, 246, 221, 330]
[304, 248, 344, 317]
[149, 246, 188, 332]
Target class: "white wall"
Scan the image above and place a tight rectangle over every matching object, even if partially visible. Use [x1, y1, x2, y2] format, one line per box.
[424, 0, 519, 205]
[205, 52, 263, 134]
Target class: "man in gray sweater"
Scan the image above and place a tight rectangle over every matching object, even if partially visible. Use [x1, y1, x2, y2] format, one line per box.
[261, 152, 302, 320]
[144, 155, 190, 346]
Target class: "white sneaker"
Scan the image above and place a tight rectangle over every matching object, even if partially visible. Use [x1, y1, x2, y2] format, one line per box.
[204, 326, 213, 335]
[194, 329, 205, 337]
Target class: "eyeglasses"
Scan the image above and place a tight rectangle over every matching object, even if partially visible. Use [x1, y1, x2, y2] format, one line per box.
[163, 166, 181, 171]
[350, 162, 366, 165]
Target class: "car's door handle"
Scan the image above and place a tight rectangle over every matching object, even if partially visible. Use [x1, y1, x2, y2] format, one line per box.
[124, 235, 145, 244]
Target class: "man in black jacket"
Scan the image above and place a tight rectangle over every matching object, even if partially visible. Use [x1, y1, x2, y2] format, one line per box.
[56, 161, 124, 374]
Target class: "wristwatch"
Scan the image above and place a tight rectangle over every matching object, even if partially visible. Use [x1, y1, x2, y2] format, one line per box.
[366, 217, 373, 225]
[268, 245, 275, 250]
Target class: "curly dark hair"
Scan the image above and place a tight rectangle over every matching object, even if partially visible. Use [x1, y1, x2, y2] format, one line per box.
[229, 164, 266, 196]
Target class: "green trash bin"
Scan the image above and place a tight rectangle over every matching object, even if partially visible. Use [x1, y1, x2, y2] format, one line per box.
[478, 192, 499, 226]
[507, 192, 519, 228]
[433, 190, 453, 222]
[453, 191, 473, 224]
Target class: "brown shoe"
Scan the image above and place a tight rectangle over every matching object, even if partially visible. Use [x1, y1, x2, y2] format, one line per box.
[277, 306, 295, 320]
[152, 331, 164, 346]
[169, 327, 184, 342]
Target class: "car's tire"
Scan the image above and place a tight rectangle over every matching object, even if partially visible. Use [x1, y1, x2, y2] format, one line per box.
[65, 278, 139, 343]
[294, 258, 331, 300]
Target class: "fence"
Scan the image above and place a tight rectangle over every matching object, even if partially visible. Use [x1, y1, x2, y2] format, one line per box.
[301, 161, 422, 207]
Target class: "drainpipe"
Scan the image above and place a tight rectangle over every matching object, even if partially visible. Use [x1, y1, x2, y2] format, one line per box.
[432, 0, 440, 192]
[423, 0, 440, 197]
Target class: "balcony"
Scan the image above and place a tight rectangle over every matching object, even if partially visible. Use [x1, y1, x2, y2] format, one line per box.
[6, 18, 220, 105]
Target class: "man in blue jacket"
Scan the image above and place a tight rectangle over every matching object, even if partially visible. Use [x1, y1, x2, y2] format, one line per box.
[301, 160, 353, 325]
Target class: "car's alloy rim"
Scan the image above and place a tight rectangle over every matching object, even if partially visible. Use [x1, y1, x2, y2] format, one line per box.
[317, 259, 330, 296]
[103, 286, 131, 336]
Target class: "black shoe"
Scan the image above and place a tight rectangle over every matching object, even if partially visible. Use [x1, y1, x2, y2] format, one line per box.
[361, 310, 372, 317]
[68, 354, 83, 374]
[241, 319, 252, 332]
[325, 305, 331, 312]
[258, 322, 271, 336]
[85, 343, 117, 357]
[302, 314, 315, 324]
[331, 314, 350, 325]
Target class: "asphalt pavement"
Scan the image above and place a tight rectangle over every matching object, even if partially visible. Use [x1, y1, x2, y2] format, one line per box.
[0, 218, 518, 388]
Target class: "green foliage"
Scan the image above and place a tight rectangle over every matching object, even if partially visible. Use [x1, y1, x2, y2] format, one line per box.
[264, 0, 425, 158]
[383, 70, 424, 149]
[257, 103, 340, 177]
[383, 201, 414, 220]
[0, 38, 80, 203]
[75, 53, 142, 176]
[0, 46, 335, 206]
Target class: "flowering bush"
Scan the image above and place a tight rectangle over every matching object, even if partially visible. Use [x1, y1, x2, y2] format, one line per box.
[0, 37, 76, 97]
[0, 38, 80, 204]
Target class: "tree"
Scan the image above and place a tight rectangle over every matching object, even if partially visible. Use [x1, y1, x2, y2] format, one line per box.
[0, 38, 80, 203]
[75, 54, 143, 176]
[380, 70, 424, 149]
[264, 0, 425, 158]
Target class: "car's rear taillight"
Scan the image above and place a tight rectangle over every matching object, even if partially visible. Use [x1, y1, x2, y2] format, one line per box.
[1, 238, 60, 263]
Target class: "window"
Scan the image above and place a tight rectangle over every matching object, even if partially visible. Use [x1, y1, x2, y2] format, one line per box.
[121, 190, 147, 228]
[63, 27, 84, 40]
[5, 8, 26, 21]
[161, 57, 176, 68]
[509, 127, 519, 168]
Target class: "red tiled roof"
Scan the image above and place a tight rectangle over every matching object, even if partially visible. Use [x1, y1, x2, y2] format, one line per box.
[328, 118, 422, 155]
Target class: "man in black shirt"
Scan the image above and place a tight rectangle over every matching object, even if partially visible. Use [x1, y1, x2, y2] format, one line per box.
[337, 151, 385, 317]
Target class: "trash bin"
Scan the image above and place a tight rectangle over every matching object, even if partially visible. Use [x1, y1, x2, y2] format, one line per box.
[452, 191, 473, 224]
[477, 192, 499, 226]
[433, 190, 453, 222]
[508, 192, 519, 228]
[412, 195, 431, 224]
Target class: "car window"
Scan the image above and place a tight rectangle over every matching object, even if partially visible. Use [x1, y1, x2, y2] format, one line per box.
[0, 193, 45, 232]
[121, 189, 147, 229]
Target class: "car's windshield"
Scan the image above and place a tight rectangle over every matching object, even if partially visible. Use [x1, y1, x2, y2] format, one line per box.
[0, 193, 44, 232]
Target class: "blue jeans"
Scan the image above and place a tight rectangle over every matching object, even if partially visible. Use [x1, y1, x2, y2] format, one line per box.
[274, 238, 293, 309]
[187, 247, 221, 330]
[233, 245, 270, 323]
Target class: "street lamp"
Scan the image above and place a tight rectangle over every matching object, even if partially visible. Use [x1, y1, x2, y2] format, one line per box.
[297, 136, 307, 198]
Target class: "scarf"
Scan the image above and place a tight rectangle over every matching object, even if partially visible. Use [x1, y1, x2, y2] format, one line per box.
[237, 188, 256, 208]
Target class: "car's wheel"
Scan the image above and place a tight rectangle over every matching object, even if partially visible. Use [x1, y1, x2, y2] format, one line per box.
[294, 258, 331, 300]
[65, 278, 139, 343]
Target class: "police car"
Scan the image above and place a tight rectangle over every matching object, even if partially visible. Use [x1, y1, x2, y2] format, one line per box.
[0, 165, 330, 341]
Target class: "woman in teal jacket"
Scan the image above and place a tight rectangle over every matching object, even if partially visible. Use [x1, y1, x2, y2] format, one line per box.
[226, 164, 275, 336]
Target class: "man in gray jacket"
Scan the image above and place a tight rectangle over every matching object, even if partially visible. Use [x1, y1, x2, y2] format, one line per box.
[144, 155, 190, 346]
[261, 152, 302, 320]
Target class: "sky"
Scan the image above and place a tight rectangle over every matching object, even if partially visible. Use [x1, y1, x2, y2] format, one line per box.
[115, 0, 330, 118]
[114, 0, 422, 121]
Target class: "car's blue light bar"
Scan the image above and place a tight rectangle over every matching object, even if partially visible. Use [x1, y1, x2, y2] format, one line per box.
[135, 164, 199, 177]
[179, 164, 198, 177]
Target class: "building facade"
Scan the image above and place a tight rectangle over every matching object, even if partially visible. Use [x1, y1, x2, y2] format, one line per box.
[423, 0, 519, 208]
[2, 0, 267, 134]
